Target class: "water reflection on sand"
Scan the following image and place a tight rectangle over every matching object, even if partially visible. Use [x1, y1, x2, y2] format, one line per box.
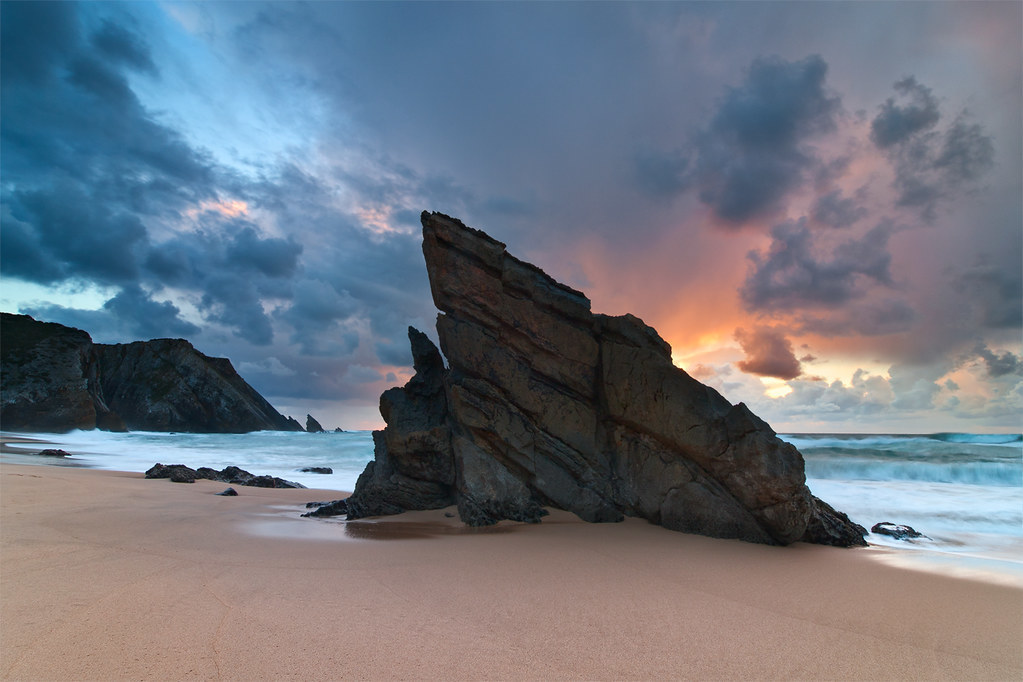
[243, 505, 516, 542]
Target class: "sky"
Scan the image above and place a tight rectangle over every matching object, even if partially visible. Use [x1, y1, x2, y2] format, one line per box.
[1, 1, 1020, 433]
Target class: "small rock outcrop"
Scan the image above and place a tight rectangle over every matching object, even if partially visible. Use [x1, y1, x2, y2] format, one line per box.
[345, 212, 866, 547]
[145, 463, 305, 489]
[0, 313, 303, 433]
[302, 499, 349, 518]
[37, 449, 72, 458]
[306, 414, 325, 433]
[871, 522, 926, 540]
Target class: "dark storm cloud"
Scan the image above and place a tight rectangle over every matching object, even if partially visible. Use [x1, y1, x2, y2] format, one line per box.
[870, 78, 995, 220]
[810, 189, 867, 229]
[1, 8, 213, 200]
[934, 114, 995, 183]
[2, 182, 148, 284]
[25, 285, 198, 342]
[972, 342, 1023, 378]
[0, 0, 217, 329]
[90, 19, 158, 75]
[869, 77, 940, 149]
[690, 55, 841, 225]
[317, 226, 436, 367]
[226, 227, 302, 279]
[200, 273, 275, 346]
[0, 210, 67, 283]
[101, 285, 200, 338]
[139, 220, 305, 345]
[0, 2, 79, 86]
[277, 278, 360, 357]
[734, 327, 802, 380]
[953, 260, 1023, 329]
[797, 298, 916, 338]
[0, 2, 313, 346]
[740, 219, 894, 311]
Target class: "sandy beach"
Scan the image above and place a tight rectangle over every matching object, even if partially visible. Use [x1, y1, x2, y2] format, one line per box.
[1, 462, 1020, 680]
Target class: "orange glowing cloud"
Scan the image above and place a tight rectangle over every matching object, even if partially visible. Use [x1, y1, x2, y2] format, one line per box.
[186, 198, 250, 220]
[354, 205, 412, 236]
[547, 213, 773, 371]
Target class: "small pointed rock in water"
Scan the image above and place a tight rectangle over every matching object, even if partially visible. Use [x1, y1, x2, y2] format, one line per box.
[216, 487, 238, 496]
[871, 522, 926, 540]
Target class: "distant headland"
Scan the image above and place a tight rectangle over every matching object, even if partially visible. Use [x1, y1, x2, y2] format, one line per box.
[0, 312, 304, 433]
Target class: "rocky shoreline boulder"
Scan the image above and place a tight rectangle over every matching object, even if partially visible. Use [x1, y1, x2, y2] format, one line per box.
[345, 212, 867, 547]
[145, 463, 305, 489]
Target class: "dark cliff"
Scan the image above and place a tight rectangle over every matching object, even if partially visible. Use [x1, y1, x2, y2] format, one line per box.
[1, 313, 302, 433]
[346, 212, 866, 547]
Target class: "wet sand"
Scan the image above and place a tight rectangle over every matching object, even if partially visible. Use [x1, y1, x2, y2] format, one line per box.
[0, 433, 51, 454]
[2, 462, 1020, 680]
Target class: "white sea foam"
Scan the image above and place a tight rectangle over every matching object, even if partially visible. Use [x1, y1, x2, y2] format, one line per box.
[1, 429, 375, 492]
[791, 432, 1023, 584]
[5, 429, 1021, 584]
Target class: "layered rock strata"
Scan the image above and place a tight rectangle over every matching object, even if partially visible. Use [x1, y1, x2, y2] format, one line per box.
[1, 313, 302, 433]
[347, 212, 866, 546]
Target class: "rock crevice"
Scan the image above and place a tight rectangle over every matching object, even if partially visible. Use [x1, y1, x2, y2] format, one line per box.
[348, 212, 866, 546]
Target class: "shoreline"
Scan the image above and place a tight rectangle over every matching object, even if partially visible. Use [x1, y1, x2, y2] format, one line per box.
[2, 462, 1020, 680]
[5, 435, 1022, 587]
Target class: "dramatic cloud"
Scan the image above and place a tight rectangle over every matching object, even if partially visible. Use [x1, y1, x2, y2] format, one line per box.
[3, 182, 149, 285]
[691, 55, 841, 225]
[953, 260, 1023, 330]
[735, 327, 802, 380]
[90, 20, 158, 75]
[870, 77, 995, 220]
[25, 285, 198, 343]
[1, 2, 1018, 430]
[972, 343, 1023, 378]
[740, 219, 894, 312]
[0, 1, 215, 331]
[810, 189, 867, 229]
[869, 77, 941, 149]
[101, 285, 200, 339]
[797, 298, 916, 338]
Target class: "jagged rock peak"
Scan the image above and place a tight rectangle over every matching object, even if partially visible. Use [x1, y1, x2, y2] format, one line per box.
[345, 213, 866, 547]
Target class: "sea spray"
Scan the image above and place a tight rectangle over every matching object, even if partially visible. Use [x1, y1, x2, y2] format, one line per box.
[790, 433, 1023, 581]
[4, 429, 1021, 580]
[1, 429, 375, 492]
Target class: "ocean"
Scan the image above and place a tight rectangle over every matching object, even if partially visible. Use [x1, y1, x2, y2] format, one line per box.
[3, 429, 1021, 584]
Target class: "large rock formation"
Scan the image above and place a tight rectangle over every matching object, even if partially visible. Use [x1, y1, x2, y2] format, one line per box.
[347, 212, 866, 546]
[1, 313, 303, 433]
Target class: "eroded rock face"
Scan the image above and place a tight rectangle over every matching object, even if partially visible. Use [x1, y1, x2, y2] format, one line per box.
[348, 212, 866, 546]
[345, 328, 456, 519]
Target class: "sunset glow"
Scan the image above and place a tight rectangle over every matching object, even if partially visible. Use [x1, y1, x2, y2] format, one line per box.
[1, 2, 1018, 432]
